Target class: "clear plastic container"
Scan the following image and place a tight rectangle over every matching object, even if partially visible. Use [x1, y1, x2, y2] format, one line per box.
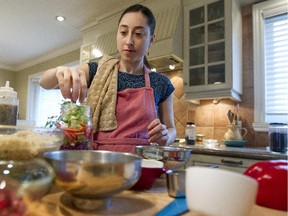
[269, 123, 288, 153]
[0, 81, 19, 125]
[185, 122, 196, 145]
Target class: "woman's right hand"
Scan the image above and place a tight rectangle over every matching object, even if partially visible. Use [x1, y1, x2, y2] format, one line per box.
[55, 66, 88, 103]
[39, 64, 89, 103]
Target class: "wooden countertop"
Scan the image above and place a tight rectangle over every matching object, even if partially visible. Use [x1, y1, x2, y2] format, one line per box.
[173, 144, 288, 160]
[26, 179, 287, 216]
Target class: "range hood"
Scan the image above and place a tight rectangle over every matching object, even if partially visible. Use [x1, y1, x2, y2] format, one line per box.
[84, 1, 183, 72]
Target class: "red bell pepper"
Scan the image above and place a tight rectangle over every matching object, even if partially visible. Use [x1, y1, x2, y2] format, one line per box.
[244, 160, 288, 211]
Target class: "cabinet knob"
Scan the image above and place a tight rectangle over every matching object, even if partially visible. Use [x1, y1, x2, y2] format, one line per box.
[183, 81, 188, 86]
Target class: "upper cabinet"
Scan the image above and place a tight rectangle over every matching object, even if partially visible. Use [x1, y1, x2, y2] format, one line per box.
[183, 0, 242, 102]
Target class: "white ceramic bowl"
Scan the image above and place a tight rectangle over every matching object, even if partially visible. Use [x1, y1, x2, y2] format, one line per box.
[203, 139, 219, 148]
[186, 167, 258, 216]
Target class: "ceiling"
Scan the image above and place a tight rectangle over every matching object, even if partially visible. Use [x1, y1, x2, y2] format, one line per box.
[0, 0, 142, 71]
[0, 0, 259, 72]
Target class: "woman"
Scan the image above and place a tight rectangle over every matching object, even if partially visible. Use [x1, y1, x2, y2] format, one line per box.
[39, 4, 176, 153]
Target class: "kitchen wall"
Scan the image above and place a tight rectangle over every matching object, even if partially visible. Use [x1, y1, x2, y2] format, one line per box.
[164, 4, 269, 148]
[0, 69, 16, 89]
[0, 2, 268, 148]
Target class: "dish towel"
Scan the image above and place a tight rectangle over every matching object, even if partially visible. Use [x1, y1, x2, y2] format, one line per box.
[155, 198, 189, 216]
[86, 55, 119, 132]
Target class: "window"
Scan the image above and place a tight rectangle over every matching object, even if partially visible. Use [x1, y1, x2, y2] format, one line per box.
[27, 75, 64, 127]
[253, 0, 288, 132]
[26, 61, 79, 127]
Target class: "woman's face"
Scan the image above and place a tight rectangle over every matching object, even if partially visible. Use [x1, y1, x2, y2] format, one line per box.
[117, 12, 154, 64]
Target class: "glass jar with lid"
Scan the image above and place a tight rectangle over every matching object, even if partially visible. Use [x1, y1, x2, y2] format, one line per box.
[57, 101, 93, 150]
[185, 122, 196, 145]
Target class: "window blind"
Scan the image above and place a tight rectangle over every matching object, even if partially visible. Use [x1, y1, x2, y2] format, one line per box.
[264, 12, 288, 123]
[29, 78, 64, 127]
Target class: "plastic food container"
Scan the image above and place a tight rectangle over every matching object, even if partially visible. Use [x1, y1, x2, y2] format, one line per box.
[0, 81, 19, 126]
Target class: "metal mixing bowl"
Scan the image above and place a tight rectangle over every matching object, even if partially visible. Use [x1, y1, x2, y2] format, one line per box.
[44, 150, 142, 210]
[135, 145, 191, 161]
[135, 145, 192, 170]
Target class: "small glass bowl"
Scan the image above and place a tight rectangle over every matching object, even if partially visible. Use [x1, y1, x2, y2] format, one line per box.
[0, 125, 64, 160]
[0, 158, 55, 200]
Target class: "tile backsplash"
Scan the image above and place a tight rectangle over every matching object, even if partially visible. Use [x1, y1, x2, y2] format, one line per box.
[162, 4, 269, 148]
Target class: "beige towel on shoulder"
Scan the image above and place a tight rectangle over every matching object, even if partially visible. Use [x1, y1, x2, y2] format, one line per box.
[86, 55, 119, 132]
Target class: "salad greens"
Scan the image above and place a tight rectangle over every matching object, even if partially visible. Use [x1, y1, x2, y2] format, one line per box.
[59, 101, 90, 129]
[45, 100, 92, 150]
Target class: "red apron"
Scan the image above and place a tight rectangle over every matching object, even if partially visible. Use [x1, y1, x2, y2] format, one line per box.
[92, 67, 157, 153]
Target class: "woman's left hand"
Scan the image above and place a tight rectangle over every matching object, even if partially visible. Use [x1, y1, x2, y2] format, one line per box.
[147, 118, 169, 145]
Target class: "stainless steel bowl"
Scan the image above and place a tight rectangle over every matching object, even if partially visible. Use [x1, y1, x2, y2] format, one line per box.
[44, 150, 142, 210]
[135, 145, 191, 170]
[135, 146, 191, 161]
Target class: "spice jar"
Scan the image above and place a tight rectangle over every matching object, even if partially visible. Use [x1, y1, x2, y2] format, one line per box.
[0, 81, 19, 125]
[196, 134, 205, 145]
[268, 123, 287, 153]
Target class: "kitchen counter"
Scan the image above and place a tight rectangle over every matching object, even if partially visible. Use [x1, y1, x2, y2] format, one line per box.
[27, 179, 287, 216]
[173, 144, 288, 160]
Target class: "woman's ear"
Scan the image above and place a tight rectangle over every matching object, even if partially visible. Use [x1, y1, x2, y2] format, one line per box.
[150, 34, 155, 44]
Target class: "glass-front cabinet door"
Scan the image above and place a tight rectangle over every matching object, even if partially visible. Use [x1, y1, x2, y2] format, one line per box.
[183, 0, 242, 102]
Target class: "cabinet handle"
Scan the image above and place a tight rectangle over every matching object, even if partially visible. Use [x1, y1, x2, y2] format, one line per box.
[221, 159, 243, 166]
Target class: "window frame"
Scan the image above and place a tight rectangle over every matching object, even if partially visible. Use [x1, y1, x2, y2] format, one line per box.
[252, 0, 288, 132]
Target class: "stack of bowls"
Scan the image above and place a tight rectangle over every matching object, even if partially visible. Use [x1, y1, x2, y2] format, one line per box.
[0, 125, 64, 200]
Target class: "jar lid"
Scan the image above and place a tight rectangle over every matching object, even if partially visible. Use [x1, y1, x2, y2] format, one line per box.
[0, 81, 17, 99]
[196, 134, 204, 137]
[186, 122, 195, 125]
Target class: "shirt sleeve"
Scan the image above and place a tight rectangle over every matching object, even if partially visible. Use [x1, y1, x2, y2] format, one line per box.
[87, 62, 98, 88]
[159, 74, 175, 103]
[150, 72, 175, 105]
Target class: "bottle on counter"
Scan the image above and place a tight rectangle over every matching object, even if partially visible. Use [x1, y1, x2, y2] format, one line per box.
[0, 81, 19, 125]
[268, 123, 288, 153]
[185, 122, 196, 145]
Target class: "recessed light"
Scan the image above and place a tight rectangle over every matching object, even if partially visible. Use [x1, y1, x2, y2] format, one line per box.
[169, 65, 175, 70]
[56, 16, 65, 22]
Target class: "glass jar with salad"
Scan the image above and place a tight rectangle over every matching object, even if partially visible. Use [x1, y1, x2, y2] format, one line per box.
[57, 101, 92, 150]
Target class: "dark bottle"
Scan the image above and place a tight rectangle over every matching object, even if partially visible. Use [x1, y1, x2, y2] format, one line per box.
[269, 123, 287, 153]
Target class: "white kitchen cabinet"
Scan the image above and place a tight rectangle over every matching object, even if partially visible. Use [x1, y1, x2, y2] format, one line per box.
[187, 154, 261, 173]
[183, 0, 242, 102]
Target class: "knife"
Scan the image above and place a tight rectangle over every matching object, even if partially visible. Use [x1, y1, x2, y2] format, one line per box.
[155, 197, 189, 216]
